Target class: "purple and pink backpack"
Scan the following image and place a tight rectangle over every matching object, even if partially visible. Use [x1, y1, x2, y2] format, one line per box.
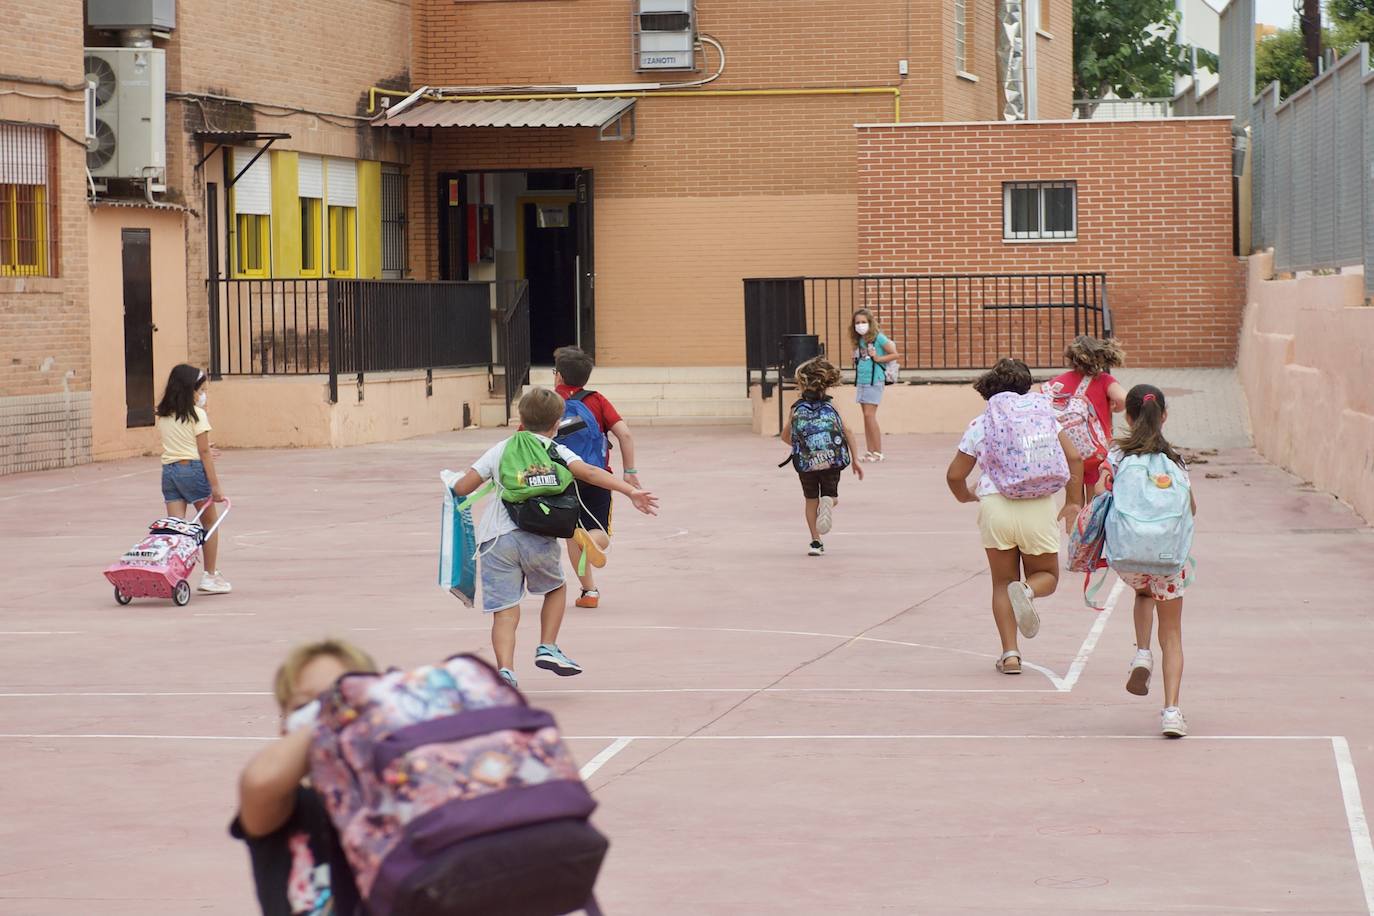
[982, 391, 1071, 499]
[309, 655, 607, 916]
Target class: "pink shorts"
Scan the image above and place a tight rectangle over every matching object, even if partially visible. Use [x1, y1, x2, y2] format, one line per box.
[1117, 566, 1193, 602]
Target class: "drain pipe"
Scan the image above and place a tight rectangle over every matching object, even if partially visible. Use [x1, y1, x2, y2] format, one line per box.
[1024, 0, 1039, 119]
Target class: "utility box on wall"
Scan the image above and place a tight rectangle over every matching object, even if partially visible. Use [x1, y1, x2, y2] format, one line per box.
[634, 0, 695, 71]
[85, 0, 177, 31]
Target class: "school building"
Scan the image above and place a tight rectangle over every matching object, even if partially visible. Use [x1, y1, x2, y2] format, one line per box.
[2, 0, 1248, 473]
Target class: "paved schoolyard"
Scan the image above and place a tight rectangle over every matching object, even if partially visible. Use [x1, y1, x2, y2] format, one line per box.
[0, 425, 1371, 914]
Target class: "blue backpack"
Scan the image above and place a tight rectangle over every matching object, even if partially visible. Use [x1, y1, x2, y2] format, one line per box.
[781, 398, 851, 473]
[1105, 452, 1194, 576]
[555, 390, 608, 468]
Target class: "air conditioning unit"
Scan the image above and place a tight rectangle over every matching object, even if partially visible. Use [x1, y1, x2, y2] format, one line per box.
[634, 0, 695, 71]
[83, 47, 166, 184]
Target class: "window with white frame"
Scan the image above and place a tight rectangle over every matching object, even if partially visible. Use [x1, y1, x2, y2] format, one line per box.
[954, 0, 968, 72]
[1003, 181, 1076, 241]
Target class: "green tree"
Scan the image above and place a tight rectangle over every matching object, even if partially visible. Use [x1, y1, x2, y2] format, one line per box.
[1074, 0, 1196, 116]
[1328, 0, 1374, 50]
[1254, 26, 1351, 97]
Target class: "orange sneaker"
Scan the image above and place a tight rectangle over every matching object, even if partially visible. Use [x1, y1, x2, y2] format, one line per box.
[576, 588, 600, 609]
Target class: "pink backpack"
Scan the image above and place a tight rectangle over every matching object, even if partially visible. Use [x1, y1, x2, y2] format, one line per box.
[982, 391, 1071, 499]
[1043, 374, 1109, 473]
[309, 655, 607, 916]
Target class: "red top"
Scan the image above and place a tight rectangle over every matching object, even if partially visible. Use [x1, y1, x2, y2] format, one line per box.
[1050, 370, 1116, 434]
[556, 384, 622, 470]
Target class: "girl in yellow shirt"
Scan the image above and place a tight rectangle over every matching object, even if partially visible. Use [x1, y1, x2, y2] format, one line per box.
[156, 364, 230, 594]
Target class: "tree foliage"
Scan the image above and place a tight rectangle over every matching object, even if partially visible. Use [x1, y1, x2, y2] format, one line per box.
[1329, 0, 1374, 50]
[1073, 0, 1196, 104]
[1255, 28, 1315, 97]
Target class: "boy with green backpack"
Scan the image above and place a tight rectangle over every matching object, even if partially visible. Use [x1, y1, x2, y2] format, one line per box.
[447, 387, 659, 688]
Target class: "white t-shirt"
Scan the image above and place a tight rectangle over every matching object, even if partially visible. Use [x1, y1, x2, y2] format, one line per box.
[469, 434, 583, 544]
[956, 414, 1001, 498]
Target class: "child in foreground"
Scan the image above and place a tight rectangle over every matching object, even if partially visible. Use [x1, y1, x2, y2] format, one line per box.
[946, 359, 1082, 674]
[449, 388, 658, 688]
[781, 358, 863, 556]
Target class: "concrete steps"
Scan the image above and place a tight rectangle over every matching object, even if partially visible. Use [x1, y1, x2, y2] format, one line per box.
[521, 366, 752, 426]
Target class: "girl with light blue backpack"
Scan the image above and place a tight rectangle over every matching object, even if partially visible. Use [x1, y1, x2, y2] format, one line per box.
[1102, 384, 1197, 738]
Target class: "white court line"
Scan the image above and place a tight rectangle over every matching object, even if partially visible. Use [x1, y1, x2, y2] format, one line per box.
[578, 737, 634, 780]
[0, 691, 269, 698]
[192, 612, 257, 618]
[1332, 736, 1374, 914]
[0, 732, 1342, 741]
[1054, 579, 1129, 693]
[0, 631, 83, 636]
[0, 470, 144, 502]
[0, 687, 1052, 698]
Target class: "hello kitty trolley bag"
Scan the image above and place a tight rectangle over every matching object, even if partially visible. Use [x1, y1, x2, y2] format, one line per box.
[104, 499, 230, 607]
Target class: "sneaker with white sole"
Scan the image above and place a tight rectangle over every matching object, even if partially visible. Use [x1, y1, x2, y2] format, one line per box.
[1007, 581, 1040, 638]
[198, 572, 232, 594]
[808, 540, 825, 556]
[534, 644, 583, 676]
[816, 496, 834, 536]
[498, 667, 519, 689]
[1126, 649, 1153, 696]
[1161, 707, 1188, 738]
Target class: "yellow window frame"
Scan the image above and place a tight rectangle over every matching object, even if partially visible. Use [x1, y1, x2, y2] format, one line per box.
[235, 213, 270, 278]
[300, 197, 322, 277]
[0, 183, 50, 278]
[328, 205, 356, 278]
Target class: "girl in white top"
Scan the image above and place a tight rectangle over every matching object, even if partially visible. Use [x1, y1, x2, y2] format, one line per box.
[156, 364, 230, 594]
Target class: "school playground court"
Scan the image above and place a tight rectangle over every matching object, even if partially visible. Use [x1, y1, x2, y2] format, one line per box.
[1, 424, 1372, 915]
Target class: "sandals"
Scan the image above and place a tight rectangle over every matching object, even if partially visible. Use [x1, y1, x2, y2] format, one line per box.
[861, 451, 886, 463]
[996, 650, 1022, 675]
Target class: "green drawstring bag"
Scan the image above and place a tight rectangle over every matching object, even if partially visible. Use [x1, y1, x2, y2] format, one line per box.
[497, 432, 580, 538]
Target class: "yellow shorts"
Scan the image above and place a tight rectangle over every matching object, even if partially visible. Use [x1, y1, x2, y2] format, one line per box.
[977, 493, 1061, 556]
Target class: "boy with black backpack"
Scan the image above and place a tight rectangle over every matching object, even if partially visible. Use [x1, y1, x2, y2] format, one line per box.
[550, 346, 640, 609]
[780, 358, 863, 556]
[448, 387, 658, 688]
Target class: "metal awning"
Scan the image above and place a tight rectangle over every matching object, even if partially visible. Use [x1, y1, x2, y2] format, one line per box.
[383, 97, 635, 140]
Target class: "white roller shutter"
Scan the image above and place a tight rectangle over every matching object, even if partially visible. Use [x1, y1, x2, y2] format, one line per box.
[298, 155, 323, 199]
[0, 124, 48, 185]
[326, 158, 357, 207]
[232, 147, 271, 215]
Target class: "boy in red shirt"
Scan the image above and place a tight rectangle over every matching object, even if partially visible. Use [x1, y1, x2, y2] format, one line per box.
[1047, 335, 1127, 501]
[553, 346, 642, 608]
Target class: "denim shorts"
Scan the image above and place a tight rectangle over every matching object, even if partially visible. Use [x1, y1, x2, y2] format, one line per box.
[161, 460, 212, 503]
[856, 383, 885, 405]
[479, 529, 565, 613]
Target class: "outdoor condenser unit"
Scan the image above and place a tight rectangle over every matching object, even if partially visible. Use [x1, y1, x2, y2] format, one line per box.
[83, 47, 167, 184]
[634, 0, 696, 71]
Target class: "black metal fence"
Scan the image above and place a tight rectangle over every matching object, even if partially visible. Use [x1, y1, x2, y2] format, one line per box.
[498, 279, 531, 423]
[744, 273, 1111, 390]
[208, 278, 495, 403]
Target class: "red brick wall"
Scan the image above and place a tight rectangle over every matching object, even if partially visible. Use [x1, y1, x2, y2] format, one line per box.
[857, 118, 1245, 368]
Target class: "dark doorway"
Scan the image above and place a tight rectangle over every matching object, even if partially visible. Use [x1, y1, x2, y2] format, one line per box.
[121, 228, 155, 428]
[437, 172, 467, 281]
[523, 200, 578, 363]
[575, 170, 595, 356]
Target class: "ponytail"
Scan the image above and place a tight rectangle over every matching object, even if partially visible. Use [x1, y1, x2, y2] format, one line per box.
[1116, 383, 1184, 465]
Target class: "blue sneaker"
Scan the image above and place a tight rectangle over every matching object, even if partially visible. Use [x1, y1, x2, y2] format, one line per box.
[498, 667, 519, 689]
[534, 644, 583, 677]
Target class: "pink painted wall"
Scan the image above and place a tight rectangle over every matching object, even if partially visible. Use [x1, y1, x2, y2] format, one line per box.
[1239, 252, 1374, 522]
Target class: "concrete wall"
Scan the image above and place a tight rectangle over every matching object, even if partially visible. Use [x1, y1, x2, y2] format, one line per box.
[753, 383, 986, 438]
[209, 368, 490, 449]
[857, 117, 1246, 368]
[87, 207, 190, 461]
[1239, 252, 1374, 522]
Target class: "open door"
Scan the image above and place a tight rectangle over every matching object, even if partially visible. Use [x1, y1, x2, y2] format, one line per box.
[437, 173, 468, 281]
[575, 170, 595, 356]
[121, 229, 156, 428]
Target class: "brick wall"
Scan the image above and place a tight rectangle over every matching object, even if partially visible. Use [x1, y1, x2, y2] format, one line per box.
[857, 118, 1245, 368]
[0, 0, 93, 472]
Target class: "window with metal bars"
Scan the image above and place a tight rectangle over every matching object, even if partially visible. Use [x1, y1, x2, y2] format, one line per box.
[954, 0, 968, 72]
[1003, 181, 1076, 241]
[0, 123, 57, 277]
[381, 168, 407, 276]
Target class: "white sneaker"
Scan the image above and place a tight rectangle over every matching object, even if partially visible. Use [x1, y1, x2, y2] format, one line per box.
[1007, 581, 1040, 639]
[198, 572, 232, 594]
[1161, 707, 1188, 738]
[816, 496, 834, 535]
[1126, 649, 1153, 696]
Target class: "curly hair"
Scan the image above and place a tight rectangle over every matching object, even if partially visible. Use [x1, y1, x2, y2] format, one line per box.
[1065, 335, 1125, 376]
[795, 357, 842, 395]
[849, 308, 882, 348]
[973, 358, 1033, 400]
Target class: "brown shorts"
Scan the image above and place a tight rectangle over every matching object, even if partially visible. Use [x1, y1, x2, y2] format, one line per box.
[798, 468, 842, 500]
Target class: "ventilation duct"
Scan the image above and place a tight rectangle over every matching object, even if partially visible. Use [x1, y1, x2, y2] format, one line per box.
[998, 0, 1025, 121]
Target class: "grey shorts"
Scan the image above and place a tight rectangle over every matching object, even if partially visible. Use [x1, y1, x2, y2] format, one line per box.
[856, 383, 885, 405]
[479, 529, 565, 613]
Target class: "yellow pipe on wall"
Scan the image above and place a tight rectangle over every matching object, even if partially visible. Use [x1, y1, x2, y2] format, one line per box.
[369, 85, 901, 122]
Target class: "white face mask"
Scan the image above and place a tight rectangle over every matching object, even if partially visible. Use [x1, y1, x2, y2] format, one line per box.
[854, 323, 870, 336]
[196, 391, 207, 408]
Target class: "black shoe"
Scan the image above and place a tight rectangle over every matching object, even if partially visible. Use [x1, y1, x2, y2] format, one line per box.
[808, 540, 825, 556]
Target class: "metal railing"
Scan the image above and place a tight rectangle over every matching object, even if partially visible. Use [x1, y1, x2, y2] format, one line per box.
[498, 279, 531, 422]
[208, 278, 495, 403]
[744, 273, 1111, 392]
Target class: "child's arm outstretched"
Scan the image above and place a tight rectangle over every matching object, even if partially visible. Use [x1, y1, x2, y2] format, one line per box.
[571, 461, 659, 516]
[1057, 430, 1085, 529]
[946, 452, 978, 503]
[197, 430, 226, 502]
[607, 420, 641, 489]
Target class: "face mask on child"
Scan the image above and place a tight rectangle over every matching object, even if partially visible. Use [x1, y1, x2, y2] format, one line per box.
[196, 391, 207, 408]
[854, 323, 870, 336]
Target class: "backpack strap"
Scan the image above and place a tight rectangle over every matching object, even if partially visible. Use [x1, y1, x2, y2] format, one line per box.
[570, 389, 594, 403]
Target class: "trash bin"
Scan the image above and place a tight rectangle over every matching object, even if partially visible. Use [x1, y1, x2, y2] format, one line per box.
[781, 333, 821, 378]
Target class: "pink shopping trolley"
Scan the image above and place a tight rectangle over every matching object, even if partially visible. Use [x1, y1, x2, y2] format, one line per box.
[103, 499, 231, 607]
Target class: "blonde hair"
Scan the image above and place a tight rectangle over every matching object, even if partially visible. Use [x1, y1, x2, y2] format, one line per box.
[849, 308, 882, 348]
[795, 357, 841, 395]
[272, 639, 377, 710]
[518, 387, 565, 433]
[1065, 335, 1125, 376]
